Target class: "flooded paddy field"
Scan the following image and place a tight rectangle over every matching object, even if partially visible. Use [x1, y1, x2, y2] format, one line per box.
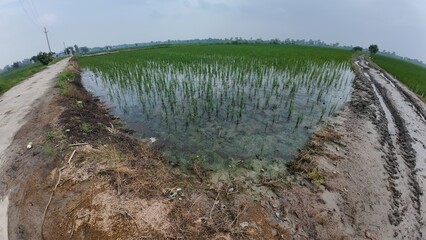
[79, 44, 354, 173]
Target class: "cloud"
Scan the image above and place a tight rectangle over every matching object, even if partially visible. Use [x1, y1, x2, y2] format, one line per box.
[0, 0, 17, 8]
[39, 13, 58, 26]
[0, 0, 425, 67]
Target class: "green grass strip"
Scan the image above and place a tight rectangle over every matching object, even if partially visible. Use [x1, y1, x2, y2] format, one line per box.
[0, 63, 46, 94]
[373, 55, 426, 99]
[0, 57, 66, 95]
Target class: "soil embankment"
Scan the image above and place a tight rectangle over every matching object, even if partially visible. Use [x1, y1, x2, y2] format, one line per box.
[0, 56, 425, 239]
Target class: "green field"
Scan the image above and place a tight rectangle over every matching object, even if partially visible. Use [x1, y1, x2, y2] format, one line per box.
[373, 55, 426, 98]
[78, 44, 355, 171]
[79, 44, 353, 68]
[0, 63, 46, 95]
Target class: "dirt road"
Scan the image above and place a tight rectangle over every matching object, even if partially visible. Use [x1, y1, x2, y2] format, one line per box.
[0, 58, 69, 240]
[315, 58, 426, 239]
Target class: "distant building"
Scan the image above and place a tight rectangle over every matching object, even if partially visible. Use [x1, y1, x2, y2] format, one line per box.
[55, 51, 66, 57]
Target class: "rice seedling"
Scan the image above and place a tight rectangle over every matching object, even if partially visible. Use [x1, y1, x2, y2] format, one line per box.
[78, 44, 354, 171]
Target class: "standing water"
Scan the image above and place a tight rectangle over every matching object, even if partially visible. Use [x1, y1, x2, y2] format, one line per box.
[82, 56, 354, 173]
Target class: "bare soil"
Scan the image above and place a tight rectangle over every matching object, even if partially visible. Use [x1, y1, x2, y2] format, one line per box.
[0, 56, 425, 239]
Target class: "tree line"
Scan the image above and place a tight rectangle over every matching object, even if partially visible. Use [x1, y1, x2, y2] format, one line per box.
[2, 38, 424, 73]
[352, 44, 379, 54]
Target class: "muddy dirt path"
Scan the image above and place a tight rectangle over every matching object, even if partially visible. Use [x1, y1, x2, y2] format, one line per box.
[363, 58, 426, 237]
[0, 58, 69, 240]
[315, 58, 426, 239]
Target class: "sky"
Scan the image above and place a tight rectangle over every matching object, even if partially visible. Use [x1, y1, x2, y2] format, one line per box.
[1, 0, 425, 67]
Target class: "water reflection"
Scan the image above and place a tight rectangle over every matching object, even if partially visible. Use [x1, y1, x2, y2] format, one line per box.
[82, 59, 354, 171]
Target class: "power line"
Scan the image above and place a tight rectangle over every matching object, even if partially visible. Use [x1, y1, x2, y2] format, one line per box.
[19, 0, 38, 27]
[20, 0, 52, 53]
[29, 0, 41, 20]
[28, 0, 43, 26]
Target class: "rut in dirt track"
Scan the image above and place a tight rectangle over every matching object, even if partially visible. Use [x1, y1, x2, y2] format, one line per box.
[356, 58, 425, 239]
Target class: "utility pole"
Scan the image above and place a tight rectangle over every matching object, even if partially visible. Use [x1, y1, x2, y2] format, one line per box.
[44, 27, 52, 53]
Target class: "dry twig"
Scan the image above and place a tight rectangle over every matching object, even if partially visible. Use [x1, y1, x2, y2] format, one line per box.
[69, 142, 88, 147]
[42, 149, 76, 239]
[209, 188, 221, 219]
[67, 150, 76, 165]
[188, 195, 202, 213]
[41, 166, 65, 239]
[229, 205, 247, 227]
[124, 210, 140, 233]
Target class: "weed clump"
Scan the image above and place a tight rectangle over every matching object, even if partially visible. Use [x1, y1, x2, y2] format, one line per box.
[55, 70, 78, 96]
[307, 168, 325, 185]
[80, 122, 92, 133]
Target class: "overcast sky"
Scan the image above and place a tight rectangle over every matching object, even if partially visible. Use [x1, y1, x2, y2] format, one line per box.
[1, 0, 425, 67]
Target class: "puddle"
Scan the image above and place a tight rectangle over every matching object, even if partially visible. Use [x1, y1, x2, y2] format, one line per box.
[372, 84, 396, 135]
[365, 73, 396, 135]
[379, 73, 395, 88]
[409, 103, 426, 123]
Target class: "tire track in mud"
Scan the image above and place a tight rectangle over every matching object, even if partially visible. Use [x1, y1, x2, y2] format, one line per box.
[358, 69, 404, 227]
[354, 60, 403, 228]
[379, 70, 426, 123]
[373, 81, 422, 223]
[356, 59, 423, 238]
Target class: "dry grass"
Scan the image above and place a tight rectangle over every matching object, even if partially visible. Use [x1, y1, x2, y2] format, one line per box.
[71, 142, 172, 199]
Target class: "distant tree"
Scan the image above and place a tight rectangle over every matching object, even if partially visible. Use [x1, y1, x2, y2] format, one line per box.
[353, 46, 363, 52]
[270, 38, 280, 45]
[35, 52, 53, 65]
[3, 65, 11, 72]
[369, 44, 379, 54]
[12, 62, 20, 69]
[30, 56, 38, 63]
[21, 58, 31, 66]
[80, 46, 89, 53]
[74, 44, 80, 54]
